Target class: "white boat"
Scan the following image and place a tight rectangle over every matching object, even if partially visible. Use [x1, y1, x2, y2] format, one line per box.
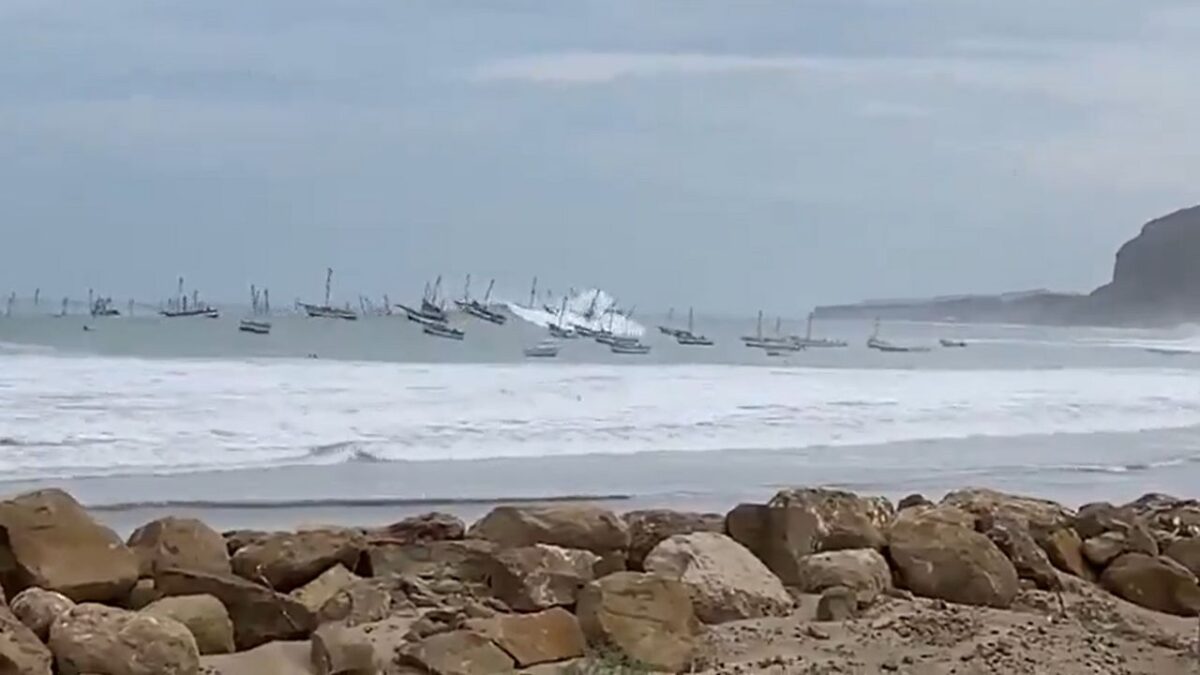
[239, 319, 271, 335]
[160, 277, 219, 318]
[611, 341, 651, 355]
[423, 322, 464, 341]
[239, 285, 272, 334]
[523, 340, 560, 358]
[456, 275, 508, 325]
[791, 313, 847, 348]
[939, 338, 968, 348]
[301, 268, 358, 321]
[548, 297, 578, 339]
[867, 320, 930, 353]
[743, 311, 800, 351]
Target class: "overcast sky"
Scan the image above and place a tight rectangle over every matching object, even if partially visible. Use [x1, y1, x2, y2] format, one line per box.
[2, 0, 1199, 312]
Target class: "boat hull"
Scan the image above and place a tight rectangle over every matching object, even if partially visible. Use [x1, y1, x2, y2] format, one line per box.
[301, 304, 357, 321]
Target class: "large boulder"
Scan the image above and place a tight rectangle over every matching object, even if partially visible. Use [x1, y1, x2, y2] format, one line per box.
[316, 578, 402, 627]
[399, 630, 515, 674]
[10, 587, 75, 640]
[888, 511, 1019, 608]
[142, 595, 235, 655]
[127, 517, 231, 578]
[981, 517, 1061, 591]
[0, 489, 139, 602]
[941, 488, 1072, 533]
[622, 510, 723, 570]
[231, 529, 364, 592]
[1074, 503, 1158, 556]
[1124, 493, 1200, 538]
[289, 564, 360, 615]
[221, 530, 272, 557]
[488, 545, 598, 611]
[575, 572, 699, 673]
[725, 489, 892, 585]
[369, 512, 465, 544]
[792, 548, 893, 604]
[0, 606, 53, 675]
[48, 603, 199, 675]
[364, 539, 495, 583]
[1100, 553, 1200, 616]
[1164, 538, 1200, 577]
[198, 641, 311, 675]
[469, 505, 629, 557]
[643, 532, 793, 623]
[310, 622, 375, 675]
[464, 607, 586, 668]
[155, 568, 316, 650]
[1039, 527, 1094, 581]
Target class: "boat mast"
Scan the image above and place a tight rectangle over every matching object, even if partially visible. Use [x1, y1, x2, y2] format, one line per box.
[177, 277, 185, 311]
[88, 288, 94, 316]
[529, 276, 537, 308]
[61, 297, 68, 316]
[463, 274, 471, 302]
[324, 268, 333, 308]
[33, 288, 39, 307]
[688, 307, 694, 333]
[251, 285, 258, 315]
[484, 279, 495, 305]
[263, 289, 270, 315]
[806, 312, 814, 341]
[558, 296, 568, 327]
[756, 310, 763, 340]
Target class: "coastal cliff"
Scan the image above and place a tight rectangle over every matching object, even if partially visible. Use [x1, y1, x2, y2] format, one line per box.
[816, 204, 1200, 326]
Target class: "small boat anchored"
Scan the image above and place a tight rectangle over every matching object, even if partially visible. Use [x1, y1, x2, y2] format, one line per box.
[423, 322, 465, 341]
[456, 275, 508, 326]
[743, 311, 800, 352]
[939, 338, 968, 348]
[300, 268, 358, 320]
[610, 341, 651, 355]
[239, 285, 272, 335]
[867, 320, 931, 353]
[792, 312, 847, 348]
[160, 278, 218, 318]
[674, 307, 713, 347]
[523, 339, 560, 358]
[547, 296, 578, 339]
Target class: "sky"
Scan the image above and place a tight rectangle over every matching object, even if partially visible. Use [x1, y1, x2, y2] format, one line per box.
[2, 0, 1199, 313]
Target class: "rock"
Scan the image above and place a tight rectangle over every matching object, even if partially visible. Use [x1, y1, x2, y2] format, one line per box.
[290, 564, 360, 615]
[1074, 503, 1159, 557]
[896, 504, 978, 530]
[127, 517, 231, 578]
[311, 622, 376, 675]
[982, 518, 1061, 591]
[1040, 528, 1094, 581]
[575, 572, 699, 673]
[0, 489, 139, 602]
[1100, 553, 1200, 616]
[124, 578, 161, 610]
[400, 630, 515, 675]
[0, 606, 53, 675]
[156, 568, 316, 650]
[888, 512, 1019, 608]
[792, 548, 893, 604]
[469, 505, 629, 557]
[726, 489, 892, 585]
[1086, 206, 1200, 320]
[222, 530, 272, 557]
[232, 530, 364, 593]
[10, 587, 75, 641]
[941, 488, 1073, 533]
[48, 603, 199, 675]
[897, 494, 932, 511]
[488, 545, 597, 611]
[1164, 538, 1200, 577]
[316, 578, 399, 627]
[816, 586, 858, 621]
[1083, 532, 1131, 567]
[364, 539, 495, 582]
[199, 641, 312, 675]
[369, 512, 464, 544]
[142, 595, 235, 655]
[644, 532, 792, 623]
[622, 510, 723, 570]
[463, 608, 585, 667]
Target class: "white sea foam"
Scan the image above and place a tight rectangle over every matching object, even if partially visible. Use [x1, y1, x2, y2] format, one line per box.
[3, 352, 1200, 481]
[506, 288, 645, 336]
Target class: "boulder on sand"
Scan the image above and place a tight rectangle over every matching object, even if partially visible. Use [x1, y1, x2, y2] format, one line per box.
[1164, 537, 1200, 577]
[981, 517, 1061, 591]
[575, 572, 700, 673]
[0, 604, 53, 675]
[0, 489, 139, 603]
[364, 539, 495, 582]
[127, 517, 231, 578]
[792, 548, 893, 604]
[369, 512, 464, 544]
[941, 488, 1073, 533]
[816, 586, 858, 621]
[1084, 532, 1132, 567]
[10, 587, 75, 641]
[726, 488, 892, 585]
[488, 545, 598, 611]
[463, 607, 586, 667]
[142, 594, 235, 655]
[888, 509, 1019, 608]
[643, 532, 793, 623]
[400, 630, 515, 675]
[469, 505, 630, 558]
[289, 564, 360, 615]
[1039, 527, 1094, 581]
[622, 510, 723, 570]
[1100, 553, 1200, 617]
[310, 622, 376, 675]
[48, 603, 199, 675]
[156, 568, 316, 650]
[231, 530, 364, 592]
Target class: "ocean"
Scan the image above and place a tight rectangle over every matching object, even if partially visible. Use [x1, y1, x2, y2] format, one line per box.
[3, 302, 1200, 533]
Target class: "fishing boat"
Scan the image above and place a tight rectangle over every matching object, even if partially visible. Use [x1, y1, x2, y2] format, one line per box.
[1145, 347, 1192, 356]
[547, 297, 578, 339]
[238, 319, 271, 335]
[867, 319, 930, 353]
[239, 285, 272, 335]
[939, 338, 968, 348]
[423, 322, 464, 341]
[398, 277, 450, 325]
[523, 339, 560, 358]
[658, 308, 686, 337]
[611, 340, 651, 355]
[674, 307, 713, 346]
[743, 311, 799, 351]
[89, 295, 121, 317]
[457, 276, 508, 325]
[160, 279, 219, 318]
[791, 312, 847, 348]
[300, 269, 358, 320]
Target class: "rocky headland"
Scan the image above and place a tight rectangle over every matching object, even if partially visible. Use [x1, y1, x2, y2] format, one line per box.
[815, 204, 1200, 326]
[0, 487, 1197, 674]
